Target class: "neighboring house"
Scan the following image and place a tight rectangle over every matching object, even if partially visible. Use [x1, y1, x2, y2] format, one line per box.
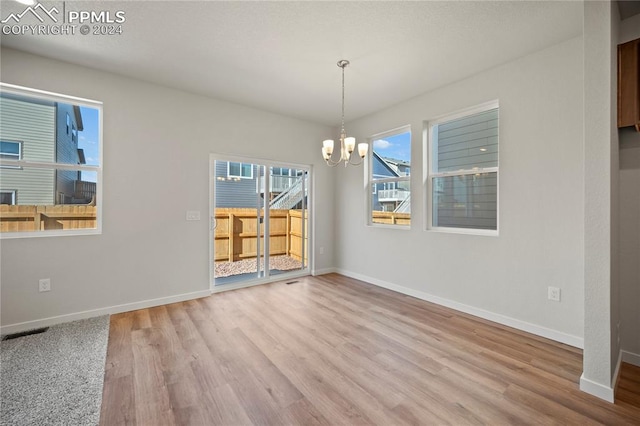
[371, 151, 410, 212]
[214, 161, 306, 209]
[0, 94, 91, 205]
[55, 102, 86, 204]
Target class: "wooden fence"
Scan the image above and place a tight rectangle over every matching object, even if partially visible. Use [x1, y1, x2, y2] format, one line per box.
[214, 208, 308, 263]
[1, 205, 308, 263]
[0, 205, 97, 232]
[372, 211, 411, 225]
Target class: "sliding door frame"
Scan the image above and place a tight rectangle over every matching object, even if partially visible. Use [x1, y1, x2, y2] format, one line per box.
[209, 153, 312, 293]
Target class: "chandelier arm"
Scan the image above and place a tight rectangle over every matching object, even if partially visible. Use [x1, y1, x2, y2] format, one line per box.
[345, 153, 366, 166]
[323, 148, 344, 167]
[324, 158, 342, 167]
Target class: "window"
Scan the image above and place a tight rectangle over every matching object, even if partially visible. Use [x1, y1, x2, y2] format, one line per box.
[0, 83, 102, 238]
[368, 126, 411, 226]
[426, 101, 498, 234]
[228, 162, 253, 179]
[0, 190, 16, 205]
[272, 167, 291, 176]
[0, 140, 22, 168]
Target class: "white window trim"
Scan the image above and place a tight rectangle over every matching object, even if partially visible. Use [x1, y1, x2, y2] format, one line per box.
[0, 140, 22, 169]
[0, 82, 103, 239]
[365, 125, 412, 229]
[0, 190, 17, 205]
[227, 161, 253, 179]
[424, 100, 499, 236]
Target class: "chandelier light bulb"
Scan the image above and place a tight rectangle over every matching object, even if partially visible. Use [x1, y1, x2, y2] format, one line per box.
[358, 143, 369, 158]
[344, 137, 356, 154]
[323, 139, 334, 155]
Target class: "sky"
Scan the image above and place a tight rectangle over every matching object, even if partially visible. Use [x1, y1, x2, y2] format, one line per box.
[78, 106, 100, 181]
[372, 131, 411, 163]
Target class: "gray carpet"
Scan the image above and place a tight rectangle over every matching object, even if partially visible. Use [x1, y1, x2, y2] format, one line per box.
[0, 316, 110, 426]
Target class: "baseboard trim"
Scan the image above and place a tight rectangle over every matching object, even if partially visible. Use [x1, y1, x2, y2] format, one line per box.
[612, 350, 623, 399]
[312, 267, 337, 276]
[580, 373, 615, 403]
[622, 350, 640, 367]
[0, 289, 211, 336]
[335, 268, 584, 349]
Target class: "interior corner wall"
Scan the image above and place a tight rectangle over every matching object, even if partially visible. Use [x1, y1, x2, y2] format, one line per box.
[0, 47, 335, 331]
[334, 36, 585, 346]
[618, 13, 640, 366]
[619, 128, 640, 363]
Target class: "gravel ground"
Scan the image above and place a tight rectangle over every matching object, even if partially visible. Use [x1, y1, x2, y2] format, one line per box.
[215, 255, 303, 277]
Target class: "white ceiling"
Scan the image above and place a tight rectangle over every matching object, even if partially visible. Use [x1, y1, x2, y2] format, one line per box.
[0, 1, 583, 126]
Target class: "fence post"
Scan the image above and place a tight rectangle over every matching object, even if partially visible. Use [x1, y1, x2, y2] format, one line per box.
[35, 206, 43, 230]
[286, 210, 291, 258]
[228, 213, 234, 262]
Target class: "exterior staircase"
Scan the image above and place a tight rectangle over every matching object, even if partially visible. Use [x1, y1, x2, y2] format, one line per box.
[270, 174, 308, 210]
[394, 195, 411, 213]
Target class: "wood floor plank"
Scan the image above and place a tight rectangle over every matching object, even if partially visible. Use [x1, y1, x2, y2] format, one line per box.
[99, 375, 136, 426]
[130, 327, 177, 425]
[100, 273, 640, 425]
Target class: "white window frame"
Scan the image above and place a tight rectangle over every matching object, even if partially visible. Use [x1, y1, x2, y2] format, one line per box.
[227, 161, 253, 179]
[0, 190, 16, 205]
[0, 82, 103, 239]
[0, 140, 22, 169]
[366, 125, 411, 228]
[425, 100, 499, 236]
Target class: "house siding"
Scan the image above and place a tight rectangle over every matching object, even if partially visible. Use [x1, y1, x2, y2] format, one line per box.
[0, 96, 55, 205]
[55, 103, 81, 202]
[436, 108, 499, 172]
[434, 108, 498, 230]
[214, 161, 262, 208]
[371, 153, 402, 211]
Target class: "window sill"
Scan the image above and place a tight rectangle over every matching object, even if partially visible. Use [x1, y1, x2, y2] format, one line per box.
[427, 226, 498, 237]
[0, 228, 102, 239]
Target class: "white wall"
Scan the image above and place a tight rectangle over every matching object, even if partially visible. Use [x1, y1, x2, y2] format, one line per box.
[581, 0, 618, 402]
[620, 128, 640, 362]
[618, 12, 640, 366]
[0, 47, 335, 331]
[334, 37, 585, 346]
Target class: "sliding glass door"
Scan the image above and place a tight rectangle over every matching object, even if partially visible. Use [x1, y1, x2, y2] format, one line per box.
[265, 166, 308, 278]
[211, 156, 309, 287]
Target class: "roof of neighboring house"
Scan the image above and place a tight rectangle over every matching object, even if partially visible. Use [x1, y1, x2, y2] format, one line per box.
[372, 151, 400, 178]
[383, 157, 410, 168]
[373, 152, 411, 177]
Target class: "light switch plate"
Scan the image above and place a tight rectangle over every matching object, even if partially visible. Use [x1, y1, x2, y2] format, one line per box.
[186, 211, 201, 221]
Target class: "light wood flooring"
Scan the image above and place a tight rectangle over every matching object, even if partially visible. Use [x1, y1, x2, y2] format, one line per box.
[100, 273, 640, 425]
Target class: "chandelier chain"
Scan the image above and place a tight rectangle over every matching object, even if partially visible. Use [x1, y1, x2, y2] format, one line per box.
[341, 63, 345, 137]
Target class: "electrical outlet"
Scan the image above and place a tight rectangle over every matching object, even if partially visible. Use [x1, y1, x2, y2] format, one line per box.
[320, 246, 325, 255]
[39, 278, 51, 292]
[186, 211, 201, 221]
[547, 286, 560, 302]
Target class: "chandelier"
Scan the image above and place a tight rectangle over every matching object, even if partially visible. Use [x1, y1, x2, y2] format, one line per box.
[321, 60, 368, 167]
